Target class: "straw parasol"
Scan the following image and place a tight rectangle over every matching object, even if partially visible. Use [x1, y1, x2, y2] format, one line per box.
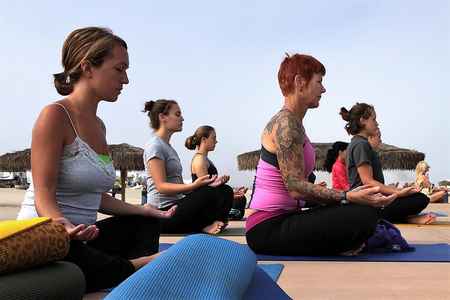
[0, 143, 145, 201]
[237, 143, 425, 171]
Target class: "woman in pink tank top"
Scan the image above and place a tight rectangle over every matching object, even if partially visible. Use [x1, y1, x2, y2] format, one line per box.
[245, 54, 396, 256]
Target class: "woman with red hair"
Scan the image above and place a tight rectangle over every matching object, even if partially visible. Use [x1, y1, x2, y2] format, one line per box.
[245, 54, 395, 256]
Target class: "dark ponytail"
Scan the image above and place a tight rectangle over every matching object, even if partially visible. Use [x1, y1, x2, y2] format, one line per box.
[53, 72, 74, 96]
[143, 99, 178, 129]
[185, 135, 199, 150]
[324, 141, 348, 172]
[340, 103, 375, 135]
[184, 125, 215, 150]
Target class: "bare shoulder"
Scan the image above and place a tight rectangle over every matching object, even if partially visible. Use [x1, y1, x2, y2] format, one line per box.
[269, 110, 304, 147]
[35, 103, 69, 131]
[192, 154, 208, 166]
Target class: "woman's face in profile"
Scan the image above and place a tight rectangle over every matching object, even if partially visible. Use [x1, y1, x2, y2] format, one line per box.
[204, 131, 217, 151]
[164, 104, 184, 132]
[302, 73, 326, 108]
[89, 45, 129, 102]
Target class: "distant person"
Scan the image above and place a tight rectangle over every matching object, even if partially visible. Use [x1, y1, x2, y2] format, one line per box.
[246, 54, 395, 257]
[324, 141, 349, 191]
[415, 161, 448, 203]
[143, 99, 231, 234]
[341, 103, 435, 224]
[16, 27, 175, 292]
[185, 125, 246, 220]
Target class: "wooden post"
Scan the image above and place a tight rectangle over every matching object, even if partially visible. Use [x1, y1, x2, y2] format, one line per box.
[120, 169, 127, 201]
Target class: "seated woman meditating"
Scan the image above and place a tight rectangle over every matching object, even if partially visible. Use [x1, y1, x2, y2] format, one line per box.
[143, 99, 232, 234]
[341, 103, 435, 224]
[186, 125, 247, 220]
[245, 53, 395, 256]
[17, 27, 174, 292]
[415, 161, 448, 203]
[324, 141, 350, 191]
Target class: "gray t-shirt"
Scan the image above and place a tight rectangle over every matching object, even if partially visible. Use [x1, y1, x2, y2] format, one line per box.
[144, 134, 185, 208]
[347, 135, 385, 190]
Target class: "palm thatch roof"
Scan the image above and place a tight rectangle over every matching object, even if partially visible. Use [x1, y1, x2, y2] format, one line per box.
[0, 143, 145, 201]
[0, 149, 30, 172]
[108, 143, 144, 171]
[0, 143, 145, 172]
[237, 143, 425, 171]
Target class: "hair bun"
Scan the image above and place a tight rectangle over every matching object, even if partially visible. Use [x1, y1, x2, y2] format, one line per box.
[339, 107, 350, 121]
[53, 72, 73, 96]
[144, 100, 155, 112]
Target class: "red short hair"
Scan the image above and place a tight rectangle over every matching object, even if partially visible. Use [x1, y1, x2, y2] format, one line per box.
[278, 54, 326, 96]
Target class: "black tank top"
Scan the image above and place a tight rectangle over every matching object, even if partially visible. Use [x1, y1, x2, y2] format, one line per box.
[191, 155, 218, 182]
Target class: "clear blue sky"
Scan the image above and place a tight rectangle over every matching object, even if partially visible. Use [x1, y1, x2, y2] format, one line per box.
[1, 1, 448, 186]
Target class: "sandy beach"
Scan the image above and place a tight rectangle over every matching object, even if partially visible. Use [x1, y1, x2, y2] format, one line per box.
[1, 187, 449, 299]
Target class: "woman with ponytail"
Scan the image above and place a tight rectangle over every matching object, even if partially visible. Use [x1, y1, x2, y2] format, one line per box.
[186, 126, 247, 221]
[324, 141, 349, 191]
[341, 103, 434, 224]
[143, 100, 231, 234]
[17, 27, 173, 292]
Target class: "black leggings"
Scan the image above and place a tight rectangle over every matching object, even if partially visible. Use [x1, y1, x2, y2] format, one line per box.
[381, 192, 429, 223]
[64, 215, 160, 292]
[246, 204, 379, 256]
[160, 185, 233, 233]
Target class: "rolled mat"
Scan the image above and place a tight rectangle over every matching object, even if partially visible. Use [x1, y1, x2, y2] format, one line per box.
[106, 234, 258, 300]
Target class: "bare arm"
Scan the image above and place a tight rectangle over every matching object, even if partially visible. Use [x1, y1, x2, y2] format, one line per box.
[99, 192, 176, 218]
[32, 105, 67, 219]
[271, 111, 341, 204]
[191, 155, 209, 177]
[148, 158, 213, 194]
[357, 163, 398, 194]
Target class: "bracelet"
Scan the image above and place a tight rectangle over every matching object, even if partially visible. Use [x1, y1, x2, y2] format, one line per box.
[340, 191, 349, 205]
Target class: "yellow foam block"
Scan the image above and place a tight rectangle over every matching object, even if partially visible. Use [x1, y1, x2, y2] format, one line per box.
[0, 217, 51, 240]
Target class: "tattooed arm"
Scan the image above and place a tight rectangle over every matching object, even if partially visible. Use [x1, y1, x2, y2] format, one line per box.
[272, 110, 341, 204]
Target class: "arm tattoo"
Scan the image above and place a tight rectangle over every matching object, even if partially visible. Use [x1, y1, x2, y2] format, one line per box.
[272, 110, 341, 203]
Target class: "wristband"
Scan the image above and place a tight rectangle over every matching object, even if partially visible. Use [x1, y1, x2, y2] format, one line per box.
[340, 191, 349, 205]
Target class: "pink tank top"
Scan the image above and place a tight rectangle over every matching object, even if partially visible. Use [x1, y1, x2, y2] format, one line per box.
[246, 135, 315, 232]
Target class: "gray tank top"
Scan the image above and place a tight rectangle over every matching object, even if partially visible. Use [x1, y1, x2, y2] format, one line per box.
[17, 103, 116, 225]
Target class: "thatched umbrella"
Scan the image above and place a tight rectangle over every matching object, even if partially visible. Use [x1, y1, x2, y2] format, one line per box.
[108, 143, 144, 201]
[237, 143, 425, 171]
[0, 143, 145, 201]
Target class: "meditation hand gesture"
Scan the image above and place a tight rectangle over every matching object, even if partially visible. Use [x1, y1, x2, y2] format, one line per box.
[209, 175, 230, 187]
[142, 204, 177, 219]
[395, 186, 419, 198]
[347, 185, 397, 208]
[193, 174, 217, 188]
[54, 217, 99, 241]
[233, 186, 248, 199]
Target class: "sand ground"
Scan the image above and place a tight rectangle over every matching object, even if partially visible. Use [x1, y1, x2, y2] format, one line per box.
[1, 187, 449, 300]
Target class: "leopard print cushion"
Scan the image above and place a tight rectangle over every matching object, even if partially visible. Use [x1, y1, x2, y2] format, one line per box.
[0, 220, 69, 274]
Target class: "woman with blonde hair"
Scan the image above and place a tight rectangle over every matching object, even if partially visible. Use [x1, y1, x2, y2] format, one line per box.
[415, 161, 448, 203]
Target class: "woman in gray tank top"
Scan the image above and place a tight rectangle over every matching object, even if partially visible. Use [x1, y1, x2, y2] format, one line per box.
[16, 27, 175, 292]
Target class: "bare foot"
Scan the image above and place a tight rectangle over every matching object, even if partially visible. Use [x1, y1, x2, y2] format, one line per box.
[202, 221, 225, 234]
[130, 252, 161, 270]
[407, 213, 437, 225]
[340, 243, 365, 256]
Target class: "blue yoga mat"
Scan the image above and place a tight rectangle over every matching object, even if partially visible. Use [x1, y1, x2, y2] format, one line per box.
[160, 243, 450, 262]
[244, 266, 291, 300]
[258, 263, 284, 281]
